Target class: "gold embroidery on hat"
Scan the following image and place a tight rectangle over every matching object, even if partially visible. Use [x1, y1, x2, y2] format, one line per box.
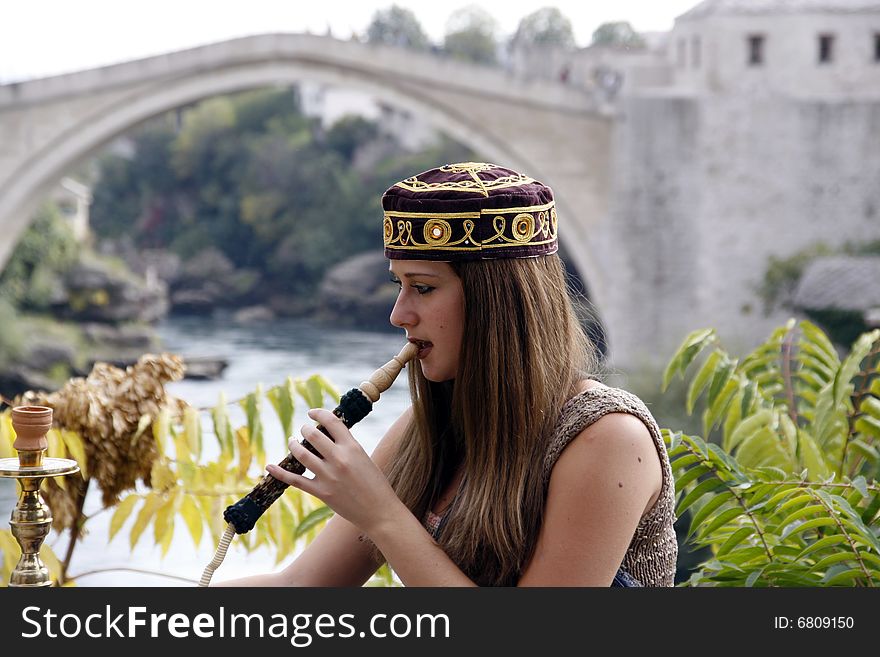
[394, 161, 536, 195]
[513, 213, 535, 242]
[441, 162, 495, 174]
[383, 204, 556, 252]
[424, 219, 452, 246]
[396, 220, 413, 246]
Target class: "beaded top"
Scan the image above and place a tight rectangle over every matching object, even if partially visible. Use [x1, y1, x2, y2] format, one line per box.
[422, 386, 678, 586]
[543, 386, 678, 587]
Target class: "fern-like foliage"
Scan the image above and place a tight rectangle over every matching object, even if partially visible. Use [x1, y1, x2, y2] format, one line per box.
[663, 319, 880, 586]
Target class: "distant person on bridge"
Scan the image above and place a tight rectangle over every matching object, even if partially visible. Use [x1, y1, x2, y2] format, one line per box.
[218, 162, 677, 587]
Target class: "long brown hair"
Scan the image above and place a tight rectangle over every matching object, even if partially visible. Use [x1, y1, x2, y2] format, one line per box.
[383, 254, 601, 585]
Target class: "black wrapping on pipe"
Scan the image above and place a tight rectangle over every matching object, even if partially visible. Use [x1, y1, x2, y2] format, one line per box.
[223, 387, 373, 534]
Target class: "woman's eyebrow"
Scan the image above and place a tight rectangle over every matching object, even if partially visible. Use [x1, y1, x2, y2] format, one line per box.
[389, 272, 440, 278]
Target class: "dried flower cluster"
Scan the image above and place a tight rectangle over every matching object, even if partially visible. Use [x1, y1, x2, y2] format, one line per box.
[16, 354, 186, 526]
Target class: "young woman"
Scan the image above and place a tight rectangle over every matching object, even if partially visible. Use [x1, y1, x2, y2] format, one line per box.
[220, 163, 677, 587]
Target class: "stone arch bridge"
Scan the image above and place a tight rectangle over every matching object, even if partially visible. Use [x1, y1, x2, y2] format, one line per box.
[0, 33, 696, 372]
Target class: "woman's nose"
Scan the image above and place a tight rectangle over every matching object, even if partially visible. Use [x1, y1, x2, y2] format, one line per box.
[390, 291, 416, 329]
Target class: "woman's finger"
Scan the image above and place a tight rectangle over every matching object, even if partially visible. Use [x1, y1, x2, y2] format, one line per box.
[288, 437, 326, 475]
[299, 422, 337, 460]
[307, 409, 352, 444]
[266, 464, 318, 497]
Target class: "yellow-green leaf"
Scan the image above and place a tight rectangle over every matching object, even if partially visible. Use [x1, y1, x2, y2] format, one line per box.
[129, 493, 161, 550]
[235, 426, 252, 479]
[154, 493, 177, 556]
[59, 430, 88, 479]
[184, 405, 202, 460]
[109, 495, 139, 541]
[178, 494, 203, 548]
[153, 407, 170, 455]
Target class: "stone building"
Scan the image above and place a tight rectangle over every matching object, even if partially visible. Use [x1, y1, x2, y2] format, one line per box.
[596, 0, 880, 364]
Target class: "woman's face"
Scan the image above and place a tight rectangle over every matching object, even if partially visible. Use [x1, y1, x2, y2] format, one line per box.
[389, 260, 464, 382]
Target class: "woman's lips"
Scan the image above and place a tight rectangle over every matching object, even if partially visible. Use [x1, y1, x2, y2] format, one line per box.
[409, 339, 433, 359]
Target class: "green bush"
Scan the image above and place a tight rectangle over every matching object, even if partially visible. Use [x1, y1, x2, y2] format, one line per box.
[663, 319, 880, 586]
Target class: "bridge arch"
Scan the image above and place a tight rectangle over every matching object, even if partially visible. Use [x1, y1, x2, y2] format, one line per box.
[0, 35, 614, 360]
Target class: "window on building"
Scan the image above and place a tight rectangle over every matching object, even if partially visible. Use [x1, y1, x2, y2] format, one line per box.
[677, 38, 686, 68]
[874, 33, 880, 62]
[818, 34, 835, 63]
[692, 36, 702, 68]
[747, 34, 765, 66]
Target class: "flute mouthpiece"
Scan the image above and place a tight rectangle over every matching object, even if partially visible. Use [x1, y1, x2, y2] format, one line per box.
[359, 342, 418, 402]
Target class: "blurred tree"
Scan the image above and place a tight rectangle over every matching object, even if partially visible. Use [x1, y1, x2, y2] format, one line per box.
[510, 7, 575, 49]
[324, 115, 381, 162]
[444, 4, 499, 65]
[591, 21, 646, 49]
[366, 5, 430, 50]
[0, 202, 78, 311]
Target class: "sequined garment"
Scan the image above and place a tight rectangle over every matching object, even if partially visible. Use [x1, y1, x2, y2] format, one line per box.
[543, 386, 678, 587]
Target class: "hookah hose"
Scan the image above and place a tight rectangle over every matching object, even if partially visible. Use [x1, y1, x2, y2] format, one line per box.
[198, 342, 418, 587]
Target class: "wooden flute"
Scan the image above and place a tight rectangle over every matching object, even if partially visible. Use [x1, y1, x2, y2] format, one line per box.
[222, 341, 419, 534]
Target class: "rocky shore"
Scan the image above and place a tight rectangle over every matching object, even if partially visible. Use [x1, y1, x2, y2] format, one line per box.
[1, 244, 396, 399]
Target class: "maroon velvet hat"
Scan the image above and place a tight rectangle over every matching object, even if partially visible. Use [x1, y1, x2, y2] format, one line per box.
[382, 162, 558, 261]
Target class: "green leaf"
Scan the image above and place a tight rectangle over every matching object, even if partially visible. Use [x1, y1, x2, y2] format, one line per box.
[715, 527, 755, 558]
[771, 493, 814, 519]
[294, 505, 334, 539]
[315, 374, 341, 403]
[211, 393, 235, 459]
[696, 506, 746, 541]
[810, 551, 862, 573]
[702, 378, 739, 437]
[799, 321, 840, 368]
[823, 567, 869, 586]
[662, 328, 716, 391]
[675, 477, 727, 517]
[793, 534, 849, 561]
[834, 330, 880, 407]
[855, 416, 880, 440]
[240, 386, 265, 461]
[674, 464, 710, 494]
[860, 490, 880, 524]
[780, 517, 837, 541]
[740, 381, 758, 418]
[851, 476, 869, 498]
[797, 429, 832, 479]
[708, 359, 737, 411]
[776, 504, 826, 531]
[687, 351, 721, 415]
[726, 409, 774, 453]
[267, 377, 296, 441]
[688, 490, 735, 538]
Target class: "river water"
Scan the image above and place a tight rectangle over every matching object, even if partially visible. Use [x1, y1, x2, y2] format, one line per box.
[1, 316, 413, 587]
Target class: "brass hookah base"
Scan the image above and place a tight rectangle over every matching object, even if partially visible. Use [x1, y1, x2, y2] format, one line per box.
[0, 406, 79, 587]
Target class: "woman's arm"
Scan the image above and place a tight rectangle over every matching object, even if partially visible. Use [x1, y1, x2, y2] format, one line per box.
[215, 406, 414, 587]
[517, 412, 663, 586]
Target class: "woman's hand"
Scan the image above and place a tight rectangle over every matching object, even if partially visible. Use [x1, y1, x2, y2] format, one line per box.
[266, 408, 405, 535]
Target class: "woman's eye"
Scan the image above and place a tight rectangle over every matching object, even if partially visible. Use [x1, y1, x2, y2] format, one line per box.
[413, 285, 434, 295]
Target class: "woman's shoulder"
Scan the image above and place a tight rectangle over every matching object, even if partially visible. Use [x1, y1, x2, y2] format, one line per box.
[543, 381, 665, 486]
